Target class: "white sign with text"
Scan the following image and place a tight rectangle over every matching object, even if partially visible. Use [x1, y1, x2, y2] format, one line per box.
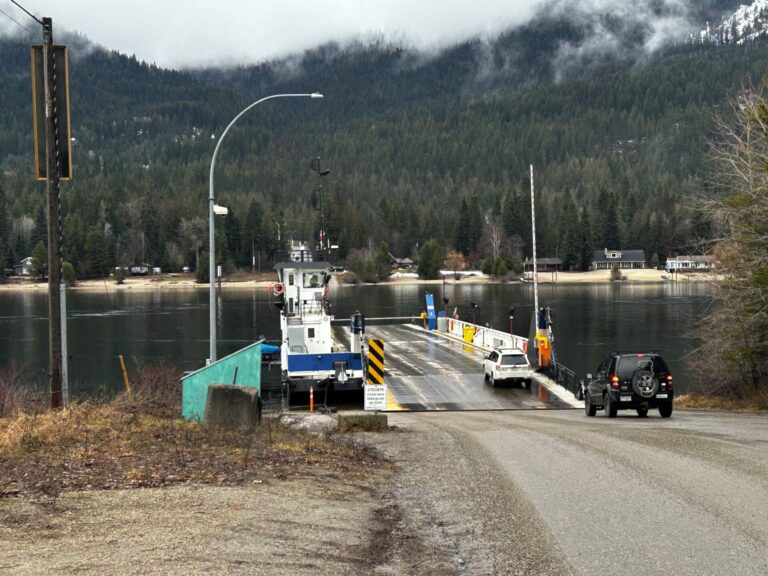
[364, 384, 387, 411]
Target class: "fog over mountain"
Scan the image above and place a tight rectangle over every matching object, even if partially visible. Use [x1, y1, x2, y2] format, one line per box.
[0, 0, 743, 69]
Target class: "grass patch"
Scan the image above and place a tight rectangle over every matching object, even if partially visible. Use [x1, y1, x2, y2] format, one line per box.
[0, 362, 383, 501]
[0, 401, 382, 500]
[675, 392, 768, 412]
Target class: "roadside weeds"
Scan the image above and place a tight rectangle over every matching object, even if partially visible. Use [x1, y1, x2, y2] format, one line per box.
[676, 392, 768, 412]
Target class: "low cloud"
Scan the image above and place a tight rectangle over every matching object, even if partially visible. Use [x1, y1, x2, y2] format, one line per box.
[1, 0, 704, 72]
[548, 0, 694, 77]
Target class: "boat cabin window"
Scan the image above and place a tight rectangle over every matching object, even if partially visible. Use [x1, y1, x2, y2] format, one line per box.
[308, 328, 315, 339]
[287, 273, 294, 286]
[303, 272, 324, 288]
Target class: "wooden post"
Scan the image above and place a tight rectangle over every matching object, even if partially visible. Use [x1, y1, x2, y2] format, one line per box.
[119, 355, 132, 399]
[43, 17, 63, 408]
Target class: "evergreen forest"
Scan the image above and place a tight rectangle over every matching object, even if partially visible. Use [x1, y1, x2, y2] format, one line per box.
[0, 3, 766, 279]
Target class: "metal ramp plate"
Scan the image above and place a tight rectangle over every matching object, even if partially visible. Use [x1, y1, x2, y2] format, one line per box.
[361, 325, 576, 412]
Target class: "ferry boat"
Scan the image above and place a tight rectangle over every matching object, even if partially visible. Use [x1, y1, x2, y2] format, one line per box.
[273, 242, 365, 400]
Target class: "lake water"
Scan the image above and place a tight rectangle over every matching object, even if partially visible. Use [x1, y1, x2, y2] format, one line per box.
[0, 281, 712, 395]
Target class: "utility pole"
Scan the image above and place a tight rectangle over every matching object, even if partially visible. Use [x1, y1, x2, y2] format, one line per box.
[43, 17, 64, 408]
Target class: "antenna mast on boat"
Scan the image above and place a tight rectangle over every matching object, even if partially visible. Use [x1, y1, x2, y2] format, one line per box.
[530, 164, 539, 316]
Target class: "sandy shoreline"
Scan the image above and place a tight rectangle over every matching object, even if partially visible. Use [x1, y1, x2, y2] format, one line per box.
[0, 269, 717, 292]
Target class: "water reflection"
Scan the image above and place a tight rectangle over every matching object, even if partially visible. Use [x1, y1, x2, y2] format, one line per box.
[0, 281, 712, 395]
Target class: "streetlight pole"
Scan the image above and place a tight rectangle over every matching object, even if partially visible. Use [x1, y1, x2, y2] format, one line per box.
[208, 92, 323, 363]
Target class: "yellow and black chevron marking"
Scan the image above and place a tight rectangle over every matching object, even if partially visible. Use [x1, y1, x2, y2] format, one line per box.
[367, 339, 385, 384]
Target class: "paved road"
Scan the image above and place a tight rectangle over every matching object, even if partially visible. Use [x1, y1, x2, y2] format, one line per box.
[381, 409, 768, 575]
[360, 324, 573, 410]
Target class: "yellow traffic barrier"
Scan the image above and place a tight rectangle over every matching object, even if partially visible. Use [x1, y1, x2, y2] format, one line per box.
[368, 339, 385, 384]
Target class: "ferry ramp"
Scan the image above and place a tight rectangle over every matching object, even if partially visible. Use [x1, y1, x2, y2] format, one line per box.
[341, 324, 579, 411]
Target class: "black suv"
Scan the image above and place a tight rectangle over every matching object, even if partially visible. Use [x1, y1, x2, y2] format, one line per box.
[583, 352, 674, 418]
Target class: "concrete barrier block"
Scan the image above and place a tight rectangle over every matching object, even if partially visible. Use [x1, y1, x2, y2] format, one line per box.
[337, 412, 388, 432]
[204, 384, 262, 431]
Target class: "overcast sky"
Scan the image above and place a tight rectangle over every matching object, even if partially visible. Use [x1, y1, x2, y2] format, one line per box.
[1, 1, 548, 68]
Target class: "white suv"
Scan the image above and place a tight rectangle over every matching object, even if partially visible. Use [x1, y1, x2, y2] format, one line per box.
[483, 348, 533, 388]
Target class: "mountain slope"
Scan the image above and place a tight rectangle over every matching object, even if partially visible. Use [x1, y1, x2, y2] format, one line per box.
[0, 3, 765, 276]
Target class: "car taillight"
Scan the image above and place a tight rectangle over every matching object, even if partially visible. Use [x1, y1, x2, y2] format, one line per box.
[496, 364, 500, 370]
[610, 374, 620, 389]
[666, 374, 673, 388]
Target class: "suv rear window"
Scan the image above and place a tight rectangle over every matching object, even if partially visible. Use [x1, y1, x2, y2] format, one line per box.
[616, 355, 669, 379]
[500, 355, 528, 366]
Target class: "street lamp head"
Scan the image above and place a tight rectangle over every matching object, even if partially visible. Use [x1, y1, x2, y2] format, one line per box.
[310, 92, 324, 99]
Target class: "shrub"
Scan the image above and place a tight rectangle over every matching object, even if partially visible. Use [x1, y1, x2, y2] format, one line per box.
[0, 363, 38, 418]
[62, 261, 77, 286]
[124, 361, 183, 418]
[196, 251, 210, 283]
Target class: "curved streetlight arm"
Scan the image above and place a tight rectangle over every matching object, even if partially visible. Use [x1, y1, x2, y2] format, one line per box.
[208, 92, 323, 363]
[209, 93, 323, 203]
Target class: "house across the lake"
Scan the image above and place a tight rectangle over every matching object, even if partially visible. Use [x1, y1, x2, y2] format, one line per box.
[523, 257, 563, 273]
[592, 249, 647, 270]
[389, 253, 414, 270]
[665, 255, 715, 273]
[129, 264, 150, 276]
[14, 257, 33, 276]
[523, 257, 563, 282]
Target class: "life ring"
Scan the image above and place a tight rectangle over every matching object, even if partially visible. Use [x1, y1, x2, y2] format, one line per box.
[272, 282, 284, 297]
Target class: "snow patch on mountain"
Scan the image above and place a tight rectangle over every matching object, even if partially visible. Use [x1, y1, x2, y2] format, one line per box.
[695, 0, 768, 45]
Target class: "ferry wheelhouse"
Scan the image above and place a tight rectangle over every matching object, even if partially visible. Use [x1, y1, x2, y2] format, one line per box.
[274, 244, 365, 397]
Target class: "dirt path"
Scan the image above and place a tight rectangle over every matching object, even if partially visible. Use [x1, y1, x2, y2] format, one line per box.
[1, 478, 388, 575]
[7, 409, 762, 575]
[0, 416, 458, 576]
[0, 413, 573, 576]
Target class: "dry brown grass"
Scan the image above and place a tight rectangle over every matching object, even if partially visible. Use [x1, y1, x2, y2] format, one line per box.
[126, 360, 182, 417]
[675, 392, 768, 412]
[0, 389, 382, 500]
[0, 364, 42, 418]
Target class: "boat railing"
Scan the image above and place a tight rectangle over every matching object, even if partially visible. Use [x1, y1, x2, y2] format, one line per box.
[285, 300, 329, 317]
[445, 318, 528, 351]
[274, 248, 332, 264]
[545, 362, 580, 397]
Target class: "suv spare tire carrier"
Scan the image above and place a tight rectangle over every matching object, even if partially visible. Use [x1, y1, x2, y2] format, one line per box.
[632, 369, 659, 398]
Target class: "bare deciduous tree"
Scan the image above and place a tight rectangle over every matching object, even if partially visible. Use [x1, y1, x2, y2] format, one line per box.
[483, 211, 505, 264]
[688, 88, 768, 403]
[177, 217, 207, 271]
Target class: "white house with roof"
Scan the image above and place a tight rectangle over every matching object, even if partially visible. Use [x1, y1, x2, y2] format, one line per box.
[14, 257, 33, 276]
[592, 249, 647, 270]
[665, 255, 715, 273]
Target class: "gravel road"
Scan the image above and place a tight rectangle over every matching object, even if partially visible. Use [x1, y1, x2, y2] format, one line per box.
[376, 409, 768, 575]
[2, 409, 766, 575]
